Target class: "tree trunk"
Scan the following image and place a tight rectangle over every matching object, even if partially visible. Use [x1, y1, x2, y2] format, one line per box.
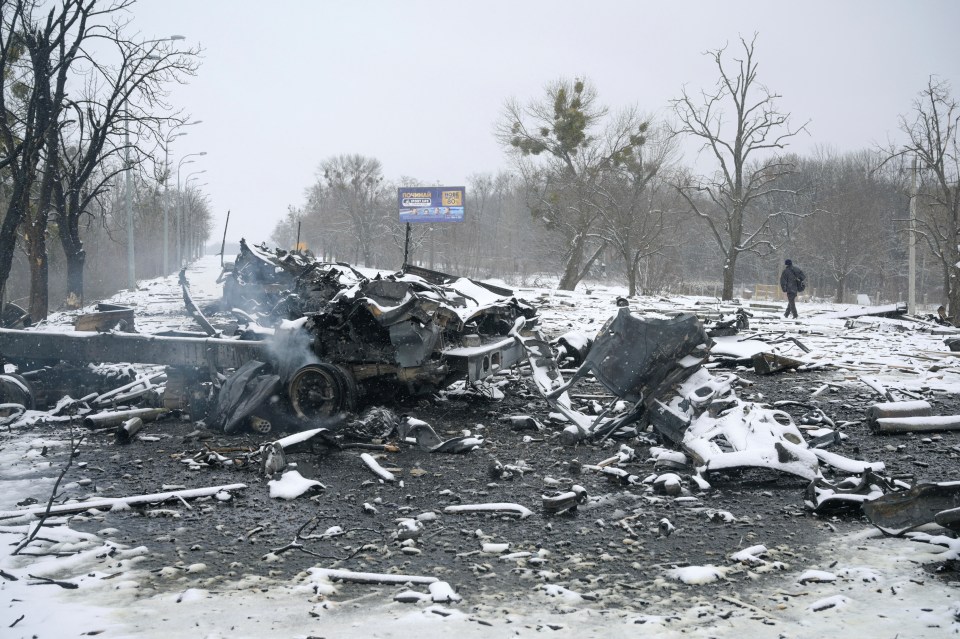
[0, 183, 32, 297]
[945, 258, 955, 318]
[56, 187, 86, 306]
[559, 240, 606, 291]
[835, 276, 845, 304]
[25, 222, 49, 321]
[626, 249, 642, 297]
[949, 263, 960, 324]
[721, 251, 738, 300]
[558, 235, 587, 291]
[627, 265, 638, 297]
[65, 249, 85, 306]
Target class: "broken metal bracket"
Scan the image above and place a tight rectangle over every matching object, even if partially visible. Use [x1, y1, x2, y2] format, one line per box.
[442, 337, 527, 383]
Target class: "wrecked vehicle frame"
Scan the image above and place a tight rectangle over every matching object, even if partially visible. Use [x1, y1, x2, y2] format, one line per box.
[0, 241, 538, 427]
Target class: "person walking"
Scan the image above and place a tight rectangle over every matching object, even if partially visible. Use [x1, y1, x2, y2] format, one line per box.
[780, 259, 806, 319]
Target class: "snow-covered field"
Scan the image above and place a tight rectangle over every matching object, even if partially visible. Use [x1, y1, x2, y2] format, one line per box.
[2, 256, 959, 638]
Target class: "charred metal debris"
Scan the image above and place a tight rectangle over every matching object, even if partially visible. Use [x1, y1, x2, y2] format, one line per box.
[0, 242, 959, 534]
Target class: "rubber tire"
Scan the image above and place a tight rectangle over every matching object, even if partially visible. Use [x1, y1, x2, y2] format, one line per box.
[287, 363, 357, 419]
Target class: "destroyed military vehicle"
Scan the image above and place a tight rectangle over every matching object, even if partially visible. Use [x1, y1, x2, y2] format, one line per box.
[0, 240, 717, 439]
[213, 241, 539, 422]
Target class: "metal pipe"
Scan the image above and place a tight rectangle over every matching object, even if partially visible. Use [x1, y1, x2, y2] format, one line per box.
[83, 407, 167, 429]
[873, 416, 960, 434]
[115, 417, 144, 444]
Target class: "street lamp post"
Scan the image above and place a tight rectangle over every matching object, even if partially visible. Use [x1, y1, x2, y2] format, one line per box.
[125, 124, 134, 288]
[182, 171, 207, 261]
[176, 153, 206, 266]
[124, 34, 187, 288]
[184, 176, 208, 260]
[162, 120, 202, 273]
[162, 132, 185, 273]
[908, 156, 918, 315]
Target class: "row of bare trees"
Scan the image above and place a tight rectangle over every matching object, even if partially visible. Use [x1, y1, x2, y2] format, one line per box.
[275, 146, 912, 302]
[276, 35, 957, 317]
[0, 0, 201, 321]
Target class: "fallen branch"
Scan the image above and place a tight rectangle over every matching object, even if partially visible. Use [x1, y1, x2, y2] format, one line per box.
[313, 568, 438, 585]
[268, 540, 342, 560]
[27, 574, 78, 589]
[0, 483, 247, 520]
[14, 423, 84, 554]
[859, 376, 895, 401]
[718, 594, 772, 619]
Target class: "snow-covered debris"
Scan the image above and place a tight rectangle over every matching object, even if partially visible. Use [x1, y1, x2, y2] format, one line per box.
[662, 368, 882, 482]
[359, 452, 397, 482]
[798, 569, 838, 583]
[666, 565, 729, 584]
[808, 594, 849, 612]
[444, 502, 534, 519]
[267, 470, 325, 500]
[730, 544, 768, 565]
[4, 255, 960, 638]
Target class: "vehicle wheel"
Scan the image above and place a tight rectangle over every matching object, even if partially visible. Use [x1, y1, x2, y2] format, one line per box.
[287, 363, 357, 419]
[0, 373, 34, 410]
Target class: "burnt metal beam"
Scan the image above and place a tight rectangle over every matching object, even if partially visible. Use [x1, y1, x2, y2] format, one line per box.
[0, 328, 268, 369]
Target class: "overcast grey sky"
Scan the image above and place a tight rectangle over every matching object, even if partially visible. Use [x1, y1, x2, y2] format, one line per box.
[129, 0, 960, 245]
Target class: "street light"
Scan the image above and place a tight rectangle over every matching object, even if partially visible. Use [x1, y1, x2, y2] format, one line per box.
[182, 170, 207, 262]
[162, 120, 202, 273]
[125, 34, 187, 288]
[145, 35, 186, 44]
[176, 153, 206, 266]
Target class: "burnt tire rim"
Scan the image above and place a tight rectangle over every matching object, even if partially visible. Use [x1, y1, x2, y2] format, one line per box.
[288, 363, 357, 419]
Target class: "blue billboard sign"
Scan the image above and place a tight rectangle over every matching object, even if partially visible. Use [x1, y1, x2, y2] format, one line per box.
[398, 186, 465, 223]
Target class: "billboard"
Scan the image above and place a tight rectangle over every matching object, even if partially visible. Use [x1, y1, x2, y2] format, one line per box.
[398, 186, 465, 223]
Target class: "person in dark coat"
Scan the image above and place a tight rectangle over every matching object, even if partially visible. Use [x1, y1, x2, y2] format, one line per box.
[780, 259, 805, 319]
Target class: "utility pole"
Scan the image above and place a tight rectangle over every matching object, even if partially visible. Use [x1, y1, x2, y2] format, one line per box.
[125, 125, 135, 289]
[220, 210, 230, 267]
[908, 155, 917, 314]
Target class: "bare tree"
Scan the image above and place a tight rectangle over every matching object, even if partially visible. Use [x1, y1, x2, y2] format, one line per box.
[790, 150, 899, 302]
[672, 34, 807, 300]
[0, 0, 198, 319]
[598, 120, 677, 295]
[320, 154, 387, 267]
[498, 78, 652, 290]
[51, 14, 198, 307]
[896, 78, 960, 319]
[0, 0, 84, 318]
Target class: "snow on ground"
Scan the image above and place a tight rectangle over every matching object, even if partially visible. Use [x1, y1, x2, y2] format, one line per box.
[4, 524, 958, 638]
[3, 256, 960, 637]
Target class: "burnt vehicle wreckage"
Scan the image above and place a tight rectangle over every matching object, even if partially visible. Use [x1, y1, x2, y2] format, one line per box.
[0, 241, 537, 429]
[1, 241, 959, 545]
